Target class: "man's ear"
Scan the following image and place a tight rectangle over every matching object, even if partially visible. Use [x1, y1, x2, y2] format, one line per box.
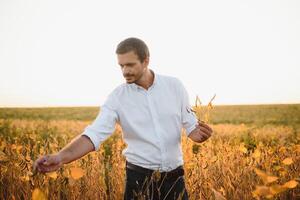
[143, 56, 150, 67]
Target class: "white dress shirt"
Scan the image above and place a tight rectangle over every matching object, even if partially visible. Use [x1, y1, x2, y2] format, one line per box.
[81, 70, 198, 172]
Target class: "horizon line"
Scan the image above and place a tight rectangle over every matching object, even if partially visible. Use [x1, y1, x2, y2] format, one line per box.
[0, 102, 299, 109]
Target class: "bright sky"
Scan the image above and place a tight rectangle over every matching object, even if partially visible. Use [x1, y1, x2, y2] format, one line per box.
[0, 0, 299, 107]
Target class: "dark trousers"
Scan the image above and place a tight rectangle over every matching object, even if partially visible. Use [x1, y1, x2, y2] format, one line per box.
[124, 163, 189, 200]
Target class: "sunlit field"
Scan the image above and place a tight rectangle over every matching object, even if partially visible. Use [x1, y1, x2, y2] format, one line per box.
[0, 104, 299, 199]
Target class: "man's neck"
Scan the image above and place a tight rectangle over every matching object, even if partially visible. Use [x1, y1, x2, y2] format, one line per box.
[135, 69, 154, 90]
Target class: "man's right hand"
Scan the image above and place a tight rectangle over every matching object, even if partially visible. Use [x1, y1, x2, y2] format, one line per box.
[32, 135, 95, 174]
[33, 153, 63, 173]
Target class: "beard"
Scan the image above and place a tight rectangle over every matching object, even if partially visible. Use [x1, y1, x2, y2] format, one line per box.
[124, 69, 145, 84]
[124, 76, 135, 83]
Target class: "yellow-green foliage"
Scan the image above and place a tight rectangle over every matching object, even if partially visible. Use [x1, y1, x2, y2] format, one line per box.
[0, 104, 299, 199]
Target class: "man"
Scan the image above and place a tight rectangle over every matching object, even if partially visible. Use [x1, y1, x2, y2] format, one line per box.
[33, 37, 213, 200]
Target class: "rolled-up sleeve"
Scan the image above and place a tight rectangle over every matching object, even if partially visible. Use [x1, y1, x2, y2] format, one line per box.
[178, 80, 198, 136]
[81, 92, 119, 151]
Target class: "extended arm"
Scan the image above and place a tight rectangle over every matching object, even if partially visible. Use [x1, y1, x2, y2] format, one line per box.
[58, 134, 95, 164]
[33, 91, 119, 173]
[33, 135, 94, 173]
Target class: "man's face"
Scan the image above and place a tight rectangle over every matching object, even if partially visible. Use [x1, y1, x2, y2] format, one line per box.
[117, 51, 149, 84]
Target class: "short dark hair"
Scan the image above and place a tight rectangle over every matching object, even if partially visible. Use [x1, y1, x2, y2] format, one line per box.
[115, 37, 150, 62]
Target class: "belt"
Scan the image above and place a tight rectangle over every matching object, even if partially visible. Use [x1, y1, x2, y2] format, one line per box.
[126, 161, 184, 181]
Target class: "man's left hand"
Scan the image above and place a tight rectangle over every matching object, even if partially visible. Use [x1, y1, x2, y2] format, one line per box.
[188, 121, 213, 143]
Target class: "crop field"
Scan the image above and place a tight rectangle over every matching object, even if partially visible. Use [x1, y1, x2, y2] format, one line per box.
[0, 104, 299, 199]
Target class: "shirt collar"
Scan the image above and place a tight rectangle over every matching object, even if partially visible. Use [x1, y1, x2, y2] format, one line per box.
[130, 69, 158, 91]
